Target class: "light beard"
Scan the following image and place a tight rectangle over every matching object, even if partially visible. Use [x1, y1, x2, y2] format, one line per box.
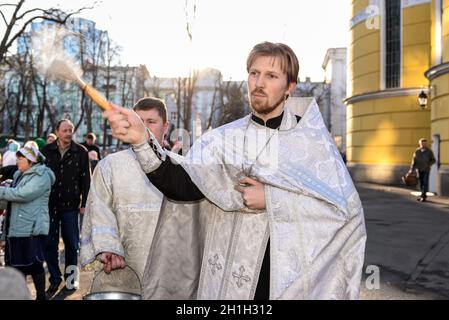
[250, 93, 286, 115]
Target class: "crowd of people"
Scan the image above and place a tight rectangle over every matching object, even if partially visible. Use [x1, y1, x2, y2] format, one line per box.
[0, 127, 97, 299]
[0, 41, 392, 301]
[0, 107, 187, 300]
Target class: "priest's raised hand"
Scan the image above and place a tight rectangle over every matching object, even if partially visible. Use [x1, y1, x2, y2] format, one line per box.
[103, 104, 149, 145]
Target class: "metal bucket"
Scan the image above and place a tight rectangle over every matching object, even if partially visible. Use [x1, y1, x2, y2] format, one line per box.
[83, 265, 142, 300]
[83, 291, 141, 300]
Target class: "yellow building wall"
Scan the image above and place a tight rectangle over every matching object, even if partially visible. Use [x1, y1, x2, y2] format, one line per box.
[347, 96, 431, 165]
[430, 73, 449, 166]
[431, 0, 444, 65]
[349, 2, 432, 93]
[349, 3, 381, 97]
[348, 2, 432, 169]
[402, 4, 431, 87]
[352, 0, 369, 17]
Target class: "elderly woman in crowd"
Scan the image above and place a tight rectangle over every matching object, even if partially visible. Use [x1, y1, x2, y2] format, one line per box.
[0, 143, 55, 300]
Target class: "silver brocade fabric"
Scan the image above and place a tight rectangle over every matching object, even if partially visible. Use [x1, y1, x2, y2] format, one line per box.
[80, 149, 163, 293]
[141, 97, 366, 300]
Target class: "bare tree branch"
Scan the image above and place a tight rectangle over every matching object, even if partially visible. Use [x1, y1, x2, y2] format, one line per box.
[0, 0, 94, 64]
[184, 0, 197, 42]
[0, 0, 25, 60]
[0, 10, 8, 26]
[0, 4, 19, 8]
[16, 7, 47, 21]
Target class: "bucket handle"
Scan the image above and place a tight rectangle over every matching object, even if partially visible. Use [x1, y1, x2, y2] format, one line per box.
[90, 264, 142, 295]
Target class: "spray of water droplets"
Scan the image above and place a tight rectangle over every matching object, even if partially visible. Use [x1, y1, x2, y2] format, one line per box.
[31, 24, 83, 84]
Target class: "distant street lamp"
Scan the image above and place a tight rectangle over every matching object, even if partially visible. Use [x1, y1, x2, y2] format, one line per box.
[418, 90, 428, 110]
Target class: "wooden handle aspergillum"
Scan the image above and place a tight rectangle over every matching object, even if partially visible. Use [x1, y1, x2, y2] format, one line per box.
[82, 83, 112, 111]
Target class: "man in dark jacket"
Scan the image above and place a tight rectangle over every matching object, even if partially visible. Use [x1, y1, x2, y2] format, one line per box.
[41, 119, 91, 294]
[411, 138, 436, 202]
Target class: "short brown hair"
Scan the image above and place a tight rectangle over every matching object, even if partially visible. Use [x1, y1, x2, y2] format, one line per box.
[246, 42, 299, 84]
[133, 97, 168, 123]
[86, 132, 96, 140]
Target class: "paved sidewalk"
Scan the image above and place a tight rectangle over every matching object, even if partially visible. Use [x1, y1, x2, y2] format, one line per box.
[357, 183, 449, 299]
[14, 182, 449, 300]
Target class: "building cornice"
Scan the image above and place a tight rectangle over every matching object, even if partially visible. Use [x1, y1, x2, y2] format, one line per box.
[402, 0, 431, 9]
[344, 87, 425, 105]
[322, 48, 346, 70]
[425, 62, 449, 81]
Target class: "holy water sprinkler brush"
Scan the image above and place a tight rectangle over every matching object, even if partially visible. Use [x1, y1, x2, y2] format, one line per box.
[46, 58, 112, 111]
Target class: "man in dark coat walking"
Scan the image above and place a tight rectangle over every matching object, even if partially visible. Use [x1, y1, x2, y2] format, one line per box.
[411, 138, 436, 202]
[41, 119, 91, 294]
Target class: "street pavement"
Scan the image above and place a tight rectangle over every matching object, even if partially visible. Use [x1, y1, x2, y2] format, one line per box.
[6, 182, 449, 300]
[358, 183, 449, 300]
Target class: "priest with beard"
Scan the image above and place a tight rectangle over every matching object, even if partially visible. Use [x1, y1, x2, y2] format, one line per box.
[103, 42, 367, 300]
